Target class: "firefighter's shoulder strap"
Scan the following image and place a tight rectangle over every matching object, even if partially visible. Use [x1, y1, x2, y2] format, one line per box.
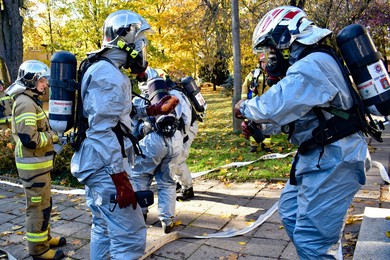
[72, 54, 143, 157]
[296, 45, 382, 155]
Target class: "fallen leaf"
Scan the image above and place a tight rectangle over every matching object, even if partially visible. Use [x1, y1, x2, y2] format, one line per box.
[16, 231, 25, 235]
[238, 241, 246, 245]
[345, 214, 363, 225]
[0, 231, 13, 237]
[51, 216, 61, 222]
[0, 195, 5, 199]
[386, 231, 390, 238]
[70, 239, 81, 245]
[344, 233, 354, 240]
[11, 225, 23, 230]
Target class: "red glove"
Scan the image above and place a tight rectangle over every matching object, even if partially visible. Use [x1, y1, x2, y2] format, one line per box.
[110, 171, 137, 210]
[146, 95, 179, 116]
[234, 100, 245, 119]
[241, 121, 251, 140]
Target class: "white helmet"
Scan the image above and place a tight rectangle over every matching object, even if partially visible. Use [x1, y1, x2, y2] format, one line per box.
[17, 60, 50, 89]
[252, 6, 332, 53]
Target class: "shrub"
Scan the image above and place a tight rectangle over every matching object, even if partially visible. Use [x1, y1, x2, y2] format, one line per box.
[0, 129, 17, 175]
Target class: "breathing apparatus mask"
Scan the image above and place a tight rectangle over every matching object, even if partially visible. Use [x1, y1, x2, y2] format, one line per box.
[262, 48, 290, 78]
[117, 37, 148, 73]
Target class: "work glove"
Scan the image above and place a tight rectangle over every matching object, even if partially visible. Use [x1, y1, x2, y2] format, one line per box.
[146, 95, 179, 116]
[110, 171, 137, 210]
[48, 130, 59, 143]
[234, 99, 245, 119]
[241, 120, 251, 140]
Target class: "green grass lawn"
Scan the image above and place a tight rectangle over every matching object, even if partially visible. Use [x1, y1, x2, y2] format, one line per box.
[186, 85, 296, 182]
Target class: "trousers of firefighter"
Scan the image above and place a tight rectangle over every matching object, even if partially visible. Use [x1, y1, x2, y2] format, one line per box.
[131, 76, 185, 233]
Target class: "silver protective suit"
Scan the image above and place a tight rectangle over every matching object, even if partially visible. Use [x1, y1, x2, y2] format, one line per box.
[170, 89, 197, 189]
[240, 50, 371, 259]
[70, 48, 147, 260]
[131, 88, 183, 226]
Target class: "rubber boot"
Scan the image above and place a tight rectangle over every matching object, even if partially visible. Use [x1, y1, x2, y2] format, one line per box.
[176, 187, 194, 201]
[161, 221, 174, 234]
[48, 237, 66, 248]
[32, 249, 65, 260]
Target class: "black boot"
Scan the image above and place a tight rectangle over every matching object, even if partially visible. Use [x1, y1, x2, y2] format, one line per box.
[249, 146, 258, 153]
[176, 187, 194, 201]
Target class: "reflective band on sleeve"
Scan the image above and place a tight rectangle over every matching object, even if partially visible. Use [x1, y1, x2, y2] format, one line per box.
[37, 111, 46, 120]
[17, 141, 23, 158]
[39, 132, 48, 147]
[26, 230, 48, 242]
[16, 160, 53, 171]
[31, 196, 42, 203]
[15, 112, 37, 124]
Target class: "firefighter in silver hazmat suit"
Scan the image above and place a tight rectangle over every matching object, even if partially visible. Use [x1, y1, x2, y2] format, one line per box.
[153, 69, 197, 201]
[169, 78, 197, 201]
[70, 11, 178, 259]
[235, 6, 370, 259]
[131, 67, 183, 234]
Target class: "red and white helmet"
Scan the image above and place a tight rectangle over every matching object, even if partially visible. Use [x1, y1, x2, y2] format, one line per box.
[252, 6, 332, 53]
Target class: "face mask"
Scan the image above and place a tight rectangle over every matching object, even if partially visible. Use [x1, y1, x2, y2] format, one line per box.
[118, 39, 148, 74]
[265, 49, 290, 78]
[123, 53, 148, 74]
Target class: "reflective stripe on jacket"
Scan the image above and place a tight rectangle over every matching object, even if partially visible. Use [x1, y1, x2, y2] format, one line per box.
[11, 89, 54, 176]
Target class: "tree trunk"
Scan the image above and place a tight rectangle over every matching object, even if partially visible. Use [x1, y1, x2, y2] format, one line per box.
[231, 0, 242, 132]
[0, 0, 24, 83]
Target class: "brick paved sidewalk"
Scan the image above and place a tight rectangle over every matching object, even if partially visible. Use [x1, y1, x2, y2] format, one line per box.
[1, 129, 389, 259]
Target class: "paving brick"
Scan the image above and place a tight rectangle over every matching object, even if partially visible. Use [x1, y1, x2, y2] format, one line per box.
[152, 239, 203, 259]
[71, 243, 90, 260]
[190, 213, 230, 230]
[186, 244, 238, 260]
[73, 211, 92, 224]
[241, 237, 288, 258]
[59, 207, 86, 220]
[253, 222, 290, 241]
[0, 212, 18, 225]
[280, 241, 299, 260]
[50, 220, 89, 237]
[1, 243, 29, 259]
[204, 235, 251, 252]
[72, 226, 91, 240]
